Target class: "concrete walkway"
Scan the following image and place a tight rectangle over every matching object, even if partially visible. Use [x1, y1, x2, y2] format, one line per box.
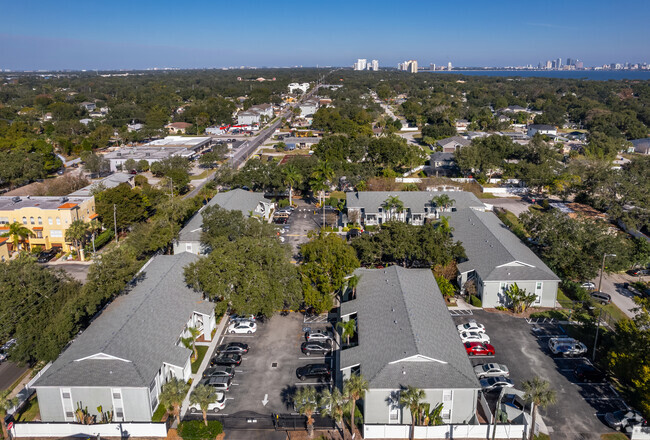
[179, 315, 229, 420]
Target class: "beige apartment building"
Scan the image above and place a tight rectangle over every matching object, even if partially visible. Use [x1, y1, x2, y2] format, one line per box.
[0, 196, 96, 253]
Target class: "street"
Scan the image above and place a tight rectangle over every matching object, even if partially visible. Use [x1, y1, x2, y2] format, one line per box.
[0, 361, 27, 391]
[44, 262, 91, 283]
[593, 272, 647, 318]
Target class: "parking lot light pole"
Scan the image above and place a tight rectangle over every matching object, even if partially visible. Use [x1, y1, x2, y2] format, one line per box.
[593, 253, 615, 362]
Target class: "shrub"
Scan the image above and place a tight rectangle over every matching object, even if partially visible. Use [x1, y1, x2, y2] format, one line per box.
[214, 301, 228, 320]
[85, 229, 114, 253]
[177, 420, 223, 439]
[134, 175, 148, 187]
[278, 198, 290, 208]
[469, 295, 482, 307]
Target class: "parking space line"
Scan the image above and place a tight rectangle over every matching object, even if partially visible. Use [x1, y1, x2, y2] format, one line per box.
[223, 335, 255, 338]
[299, 356, 326, 360]
[295, 382, 325, 386]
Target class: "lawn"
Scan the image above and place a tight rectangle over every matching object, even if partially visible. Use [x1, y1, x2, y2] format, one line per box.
[191, 345, 209, 374]
[601, 434, 628, 440]
[151, 402, 168, 422]
[190, 170, 213, 180]
[596, 302, 629, 324]
[15, 396, 40, 422]
[494, 208, 528, 239]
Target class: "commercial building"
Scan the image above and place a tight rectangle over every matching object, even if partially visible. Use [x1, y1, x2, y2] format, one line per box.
[0, 196, 96, 252]
[0, 237, 9, 262]
[371, 59, 379, 71]
[398, 60, 418, 73]
[299, 99, 319, 117]
[104, 136, 212, 172]
[33, 252, 216, 422]
[237, 104, 274, 125]
[288, 82, 310, 93]
[354, 59, 367, 70]
[340, 266, 480, 427]
[345, 191, 559, 308]
[68, 173, 135, 197]
[174, 189, 274, 255]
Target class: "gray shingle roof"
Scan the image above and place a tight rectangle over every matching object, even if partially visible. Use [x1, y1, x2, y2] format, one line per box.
[436, 136, 470, 148]
[340, 266, 480, 390]
[528, 124, 556, 130]
[177, 189, 272, 244]
[448, 209, 559, 282]
[34, 253, 214, 388]
[430, 152, 455, 162]
[345, 191, 485, 213]
[631, 138, 650, 154]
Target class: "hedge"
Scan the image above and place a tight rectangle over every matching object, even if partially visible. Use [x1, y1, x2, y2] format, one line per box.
[469, 295, 482, 307]
[85, 229, 114, 253]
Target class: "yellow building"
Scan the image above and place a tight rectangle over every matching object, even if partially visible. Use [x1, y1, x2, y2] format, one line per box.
[0, 196, 96, 252]
[0, 237, 9, 262]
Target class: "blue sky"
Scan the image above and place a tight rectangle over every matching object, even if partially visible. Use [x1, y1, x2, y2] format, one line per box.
[1, 0, 649, 70]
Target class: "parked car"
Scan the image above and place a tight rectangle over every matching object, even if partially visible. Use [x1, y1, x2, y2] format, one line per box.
[580, 281, 596, 291]
[628, 268, 650, 277]
[347, 229, 362, 240]
[230, 314, 256, 323]
[457, 321, 486, 334]
[211, 353, 242, 367]
[464, 342, 495, 356]
[459, 331, 491, 344]
[199, 376, 232, 392]
[474, 363, 509, 379]
[604, 410, 647, 431]
[202, 365, 235, 379]
[301, 341, 331, 356]
[296, 364, 332, 381]
[227, 321, 257, 334]
[590, 291, 611, 305]
[274, 217, 288, 224]
[217, 342, 249, 355]
[305, 329, 333, 343]
[188, 392, 226, 414]
[480, 376, 514, 392]
[548, 337, 587, 357]
[574, 365, 606, 383]
[37, 249, 57, 263]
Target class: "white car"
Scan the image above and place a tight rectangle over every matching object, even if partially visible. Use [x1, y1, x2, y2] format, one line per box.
[474, 363, 510, 379]
[457, 321, 486, 334]
[459, 331, 490, 344]
[581, 281, 596, 291]
[228, 321, 257, 334]
[188, 392, 226, 414]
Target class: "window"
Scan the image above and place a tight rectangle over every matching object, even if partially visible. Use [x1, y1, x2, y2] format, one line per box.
[30, 217, 34, 225]
[22, 217, 27, 225]
[186, 243, 192, 252]
[48, 217, 53, 225]
[62, 392, 71, 399]
[36, 231, 43, 238]
[151, 396, 158, 412]
[0, 217, 8, 224]
[389, 405, 400, 423]
[442, 389, 453, 422]
[113, 391, 121, 399]
[149, 379, 157, 392]
[38, 217, 42, 225]
[65, 411, 74, 418]
[56, 217, 61, 225]
[50, 230, 63, 238]
[535, 282, 543, 305]
[116, 408, 124, 418]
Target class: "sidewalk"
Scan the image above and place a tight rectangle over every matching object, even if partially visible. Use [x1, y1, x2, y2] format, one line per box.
[178, 315, 229, 422]
[448, 296, 481, 311]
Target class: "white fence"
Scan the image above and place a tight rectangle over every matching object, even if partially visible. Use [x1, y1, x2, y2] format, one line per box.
[364, 423, 526, 439]
[12, 422, 168, 438]
[480, 185, 528, 195]
[632, 426, 650, 440]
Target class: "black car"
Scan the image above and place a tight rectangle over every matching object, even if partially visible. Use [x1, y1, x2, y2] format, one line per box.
[574, 365, 606, 383]
[217, 342, 249, 355]
[211, 353, 242, 366]
[37, 249, 57, 263]
[301, 341, 331, 356]
[203, 365, 235, 378]
[296, 364, 331, 381]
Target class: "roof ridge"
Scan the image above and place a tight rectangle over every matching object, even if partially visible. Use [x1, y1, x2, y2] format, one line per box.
[393, 266, 421, 356]
[467, 210, 522, 277]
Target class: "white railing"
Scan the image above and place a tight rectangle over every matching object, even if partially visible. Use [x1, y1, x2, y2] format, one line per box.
[12, 422, 168, 438]
[363, 423, 526, 439]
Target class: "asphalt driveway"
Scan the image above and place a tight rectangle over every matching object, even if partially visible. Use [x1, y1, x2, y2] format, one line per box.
[454, 310, 623, 439]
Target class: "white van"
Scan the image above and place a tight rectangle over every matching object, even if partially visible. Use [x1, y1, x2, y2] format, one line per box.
[548, 337, 587, 356]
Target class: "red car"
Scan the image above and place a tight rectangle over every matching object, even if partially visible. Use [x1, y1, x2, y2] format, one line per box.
[465, 342, 495, 356]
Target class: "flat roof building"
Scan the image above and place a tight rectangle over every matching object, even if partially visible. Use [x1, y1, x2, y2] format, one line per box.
[104, 136, 212, 172]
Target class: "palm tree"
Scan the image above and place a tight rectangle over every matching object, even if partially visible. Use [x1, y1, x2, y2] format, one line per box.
[343, 373, 369, 435]
[399, 386, 426, 440]
[431, 194, 455, 213]
[382, 196, 404, 221]
[0, 391, 18, 440]
[310, 161, 335, 205]
[1, 222, 33, 251]
[65, 220, 89, 261]
[320, 388, 348, 439]
[347, 274, 361, 299]
[522, 376, 557, 440]
[293, 386, 318, 438]
[190, 384, 218, 427]
[159, 378, 190, 425]
[181, 327, 201, 361]
[337, 319, 356, 347]
[282, 165, 302, 206]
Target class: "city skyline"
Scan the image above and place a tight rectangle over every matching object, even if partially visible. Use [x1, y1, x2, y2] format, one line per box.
[1, 0, 650, 70]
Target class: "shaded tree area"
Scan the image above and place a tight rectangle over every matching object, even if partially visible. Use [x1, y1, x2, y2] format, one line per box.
[350, 221, 465, 268]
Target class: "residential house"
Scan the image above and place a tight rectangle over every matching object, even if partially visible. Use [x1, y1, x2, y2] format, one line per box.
[237, 104, 274, 125]
[436, 136, 470, 153]
[527, 124, 557, 138]
[299, 99, 319, 117]
[127, 122, 143, 132]
[165, 122, 192, 134]
[174, 189, 274, 255]
[280, 137, 320, 151]
[345, 191, 486, 226]
[0, 196, 96, 252]
[630, 138, 650, 155]
[340, 266, 480, 427]
[79, 118, 92, 126]
[0, 237, 9, 262]
[454, 119, 469, 132]
[79, 102, 96, 112]
[448, 209, 560, 308]
[499, 105, 527, 113]
[427, 152, 456, 177]
[33, 253, 216, 422]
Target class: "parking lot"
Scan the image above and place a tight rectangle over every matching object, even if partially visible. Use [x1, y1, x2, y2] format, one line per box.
[275, 201, 322, 257]
[205, 312, 334, 417]
[453, 310, 624, 439]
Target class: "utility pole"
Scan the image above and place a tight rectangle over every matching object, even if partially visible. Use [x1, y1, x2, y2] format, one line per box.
[113, 204, 118, 244]
[593, 253, 615, 361]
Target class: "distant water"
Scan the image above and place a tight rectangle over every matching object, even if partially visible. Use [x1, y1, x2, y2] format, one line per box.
[428, 70, 650, 81]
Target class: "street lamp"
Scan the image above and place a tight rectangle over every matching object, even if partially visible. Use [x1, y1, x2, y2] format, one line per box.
[593, 253, 616, 361]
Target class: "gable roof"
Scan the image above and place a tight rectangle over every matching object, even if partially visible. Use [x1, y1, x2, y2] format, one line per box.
[448, 209, 559, 282]
[34, 253, 214, 388]
[528, 124, 556, 131]
[436, 136, 470, 148]
[345, 191, 485, 213]
[177, 189, 272, 245]
[340, 266, 479, 390]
